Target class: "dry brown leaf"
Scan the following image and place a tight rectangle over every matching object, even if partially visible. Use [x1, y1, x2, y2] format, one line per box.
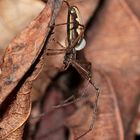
[5, 125, 24, 140]
[0, 0, 63, 139]
[0, 0, 44, 50]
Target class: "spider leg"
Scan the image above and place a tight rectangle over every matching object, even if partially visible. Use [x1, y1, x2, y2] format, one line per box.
[47, 48, 66, 51]
[71, 60, 100, 139]
[46, 51, 65, 55]
[31, 82, 90, 120]
[50, 37, 66, 49]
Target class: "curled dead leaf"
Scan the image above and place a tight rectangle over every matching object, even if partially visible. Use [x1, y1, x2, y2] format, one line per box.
[0, 0, 63, 139]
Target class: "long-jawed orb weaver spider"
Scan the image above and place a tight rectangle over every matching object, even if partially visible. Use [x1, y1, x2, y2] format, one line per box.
[46, 1, 100, 139]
